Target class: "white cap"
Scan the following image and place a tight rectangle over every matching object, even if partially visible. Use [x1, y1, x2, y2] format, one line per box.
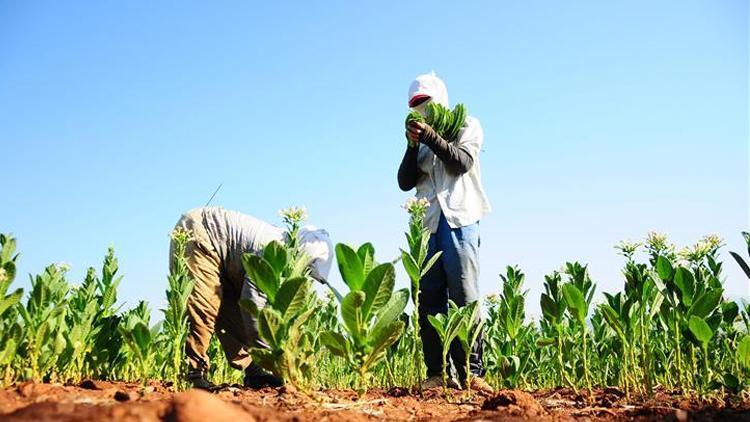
[298, 225, 333, 282]
[408, 71, 449, 108]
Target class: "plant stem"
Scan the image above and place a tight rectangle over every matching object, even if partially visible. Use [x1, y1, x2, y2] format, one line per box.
[702, 344, 709, 389]
[441, 351, 449, 398]
[412, 303, 423, 390]
[674, 316, 683, 390]
[582, 326, 591, 394]
[465, 345, 472, 396]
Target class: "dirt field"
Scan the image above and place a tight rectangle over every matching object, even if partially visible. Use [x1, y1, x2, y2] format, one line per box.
[0, 381, 749, 421]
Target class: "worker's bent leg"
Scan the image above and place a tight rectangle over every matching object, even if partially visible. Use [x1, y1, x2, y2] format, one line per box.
[214, 281, 259, 371]
[217, 280, 284, 388]
[171, 211, 223, 377]
[438, 213, 484, 382]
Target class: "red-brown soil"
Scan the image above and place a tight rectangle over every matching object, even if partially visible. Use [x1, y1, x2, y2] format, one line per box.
[0, 381, 749, 421]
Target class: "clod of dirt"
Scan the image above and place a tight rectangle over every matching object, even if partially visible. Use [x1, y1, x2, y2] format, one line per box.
[165, 389, 257, 422]
[80, 379, 97, 390]
[677, 399, 693, 410]
[79, 379, 112, 390]
[114, 390, 132, 402]
[603, 386, 625, 397]
[387, 386, 410, 397]
[599, 386, 626, 407]
[278, 384, 297, 396]
[675, 409, 689, 422]
[16, 381, 35, 398]
[481, 390, 546, 418]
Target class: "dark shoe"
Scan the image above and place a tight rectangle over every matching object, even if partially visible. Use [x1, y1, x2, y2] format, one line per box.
[187, 371, 216, 391]
[243, 362, 284, 389]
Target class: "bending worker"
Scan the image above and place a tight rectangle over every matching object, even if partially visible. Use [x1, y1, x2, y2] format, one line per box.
[170, 206, 332, 389]
[398, 72, 493, 393]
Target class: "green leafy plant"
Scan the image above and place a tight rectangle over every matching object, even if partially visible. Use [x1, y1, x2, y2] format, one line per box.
[86, 247, 125, 380]
[59, 268, 99, 382]
[0, 235, 23, 385]
[321, 243, 408, 395]
[2, 228, 750, 397]
[455, 301, 484, 395]
[117, 301, 154, 383]
[238, 206, 321, 391]
[426, 300, 466, 396]
[18, 264, 69, 382]
[240, 239, 315, 390]
[0, 235, 23, 318]
[562, 283, 591, 392]
[538, 271, 575, 389]
[161, 227, 196, 388]
[485, 266, 530, 388]
[653, 253, 724, 389]
[401, 197, 442, 388]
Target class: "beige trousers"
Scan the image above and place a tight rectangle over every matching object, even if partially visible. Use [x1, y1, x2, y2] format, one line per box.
[170, 210, 254, 374]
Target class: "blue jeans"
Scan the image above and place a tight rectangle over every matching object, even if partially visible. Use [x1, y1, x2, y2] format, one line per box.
[419, 213, 485, 381]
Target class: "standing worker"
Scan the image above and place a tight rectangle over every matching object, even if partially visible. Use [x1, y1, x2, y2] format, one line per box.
[170, 206, 332, 390]
[398, 72, 493, 392]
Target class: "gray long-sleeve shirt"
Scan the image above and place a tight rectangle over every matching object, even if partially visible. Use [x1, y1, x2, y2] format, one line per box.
[199, 207, 285, 291]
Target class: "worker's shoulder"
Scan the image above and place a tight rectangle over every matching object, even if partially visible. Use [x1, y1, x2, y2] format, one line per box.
[461, 116, 483, 138]
[465, 115, 481, 127]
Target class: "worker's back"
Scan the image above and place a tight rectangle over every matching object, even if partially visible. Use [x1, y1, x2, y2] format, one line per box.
[195, 207, 285, 289]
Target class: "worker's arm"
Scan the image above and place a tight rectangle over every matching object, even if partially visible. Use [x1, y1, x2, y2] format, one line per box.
[397, 145, 419, 191]
[413, 122, 474, 174]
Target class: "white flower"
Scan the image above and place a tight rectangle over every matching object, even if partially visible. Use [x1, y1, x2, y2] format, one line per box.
[677, 234, 724, 264]
[401, 197, 429, 210]
[279, 206, 308, 225]
[55, 262, 71, 272]
[701, 234, 724, 251]
[170, 227, 194, 243]
[645, 231, 674, 255]
[615, 240, 642, 257]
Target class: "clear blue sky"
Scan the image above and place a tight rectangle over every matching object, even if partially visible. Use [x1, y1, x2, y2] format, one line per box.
[1, 1, 747, 316]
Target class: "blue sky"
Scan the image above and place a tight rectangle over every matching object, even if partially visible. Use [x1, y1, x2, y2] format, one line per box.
[1, 1, 747, 316]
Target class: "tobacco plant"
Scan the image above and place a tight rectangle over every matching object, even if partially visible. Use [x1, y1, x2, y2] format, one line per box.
[426, 300, 465, 396]
[86, 248, 125, 380]
[0, 235, 22, 385]
[161, 228, 195, 388]
[2, 226, 750, 396]
[118, 301, 155, 383]
[18, 264, 69, 381]
[485, 266, 530, 388]
[538, 270, 575, 389]
[60, 268, 100, 381]
[561, 262, 595, 394]
[321, 243, 408, 395]
[653, 253, 724, 390]
[401, 197, 442, 388]
[239, 208, 317, 391]
[455, 300, 484, 395]
[240, 241, 316, 390]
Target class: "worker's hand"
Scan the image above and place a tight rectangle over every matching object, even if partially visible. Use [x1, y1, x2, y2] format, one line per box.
[406, 120, 427, 143]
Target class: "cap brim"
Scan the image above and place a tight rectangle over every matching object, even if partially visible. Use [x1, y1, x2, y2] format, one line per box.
[409, 94, 431, 107]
